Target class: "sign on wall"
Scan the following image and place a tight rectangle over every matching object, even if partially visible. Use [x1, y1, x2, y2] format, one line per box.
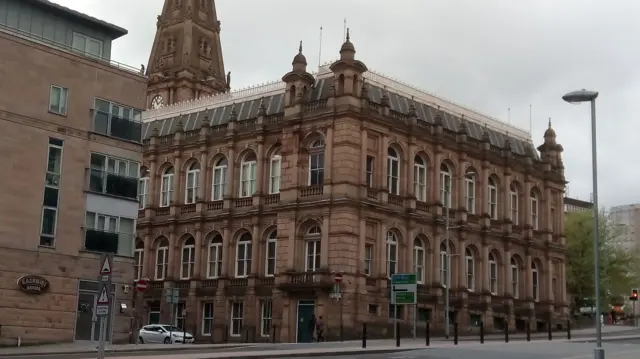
[16, 275, 50, 294]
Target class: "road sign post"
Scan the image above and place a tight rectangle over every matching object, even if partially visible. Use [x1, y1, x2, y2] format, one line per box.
[96, 253, 113, 359]
[390, 274, 417, 340]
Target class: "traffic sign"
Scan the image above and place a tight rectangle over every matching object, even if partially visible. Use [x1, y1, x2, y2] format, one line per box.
[96, 284, 110, 317]
[165, 288, 180, 304]
[334, 272, 343, 283]
[100, 254, 113, 275]
[390, 273, 417, 305]
[136, 278, 149, 292]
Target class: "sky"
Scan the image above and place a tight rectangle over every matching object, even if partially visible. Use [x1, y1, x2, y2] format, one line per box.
[52, 0, 640, 208]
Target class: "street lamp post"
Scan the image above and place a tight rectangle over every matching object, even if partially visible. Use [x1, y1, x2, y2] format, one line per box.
[562, 89, 601, 359]
[444, 171, 473, 339]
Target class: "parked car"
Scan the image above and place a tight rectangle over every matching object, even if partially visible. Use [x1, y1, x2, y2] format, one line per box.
[138, 324, 194, 344]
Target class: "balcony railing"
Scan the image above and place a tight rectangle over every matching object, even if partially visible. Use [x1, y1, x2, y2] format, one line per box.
[0, 23, 142, 74]
[84, 228, 134, 257]
[87, 168, 138, 200]
[91, 110, 142, 143]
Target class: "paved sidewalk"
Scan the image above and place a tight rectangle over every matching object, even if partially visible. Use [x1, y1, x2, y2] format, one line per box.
[1, 324, 636, 357]
[77, 341, 518, 359]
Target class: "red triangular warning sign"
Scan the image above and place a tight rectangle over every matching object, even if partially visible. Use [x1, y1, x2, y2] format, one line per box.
[100, 256, 112, 274]
[97, 286, 109, 304]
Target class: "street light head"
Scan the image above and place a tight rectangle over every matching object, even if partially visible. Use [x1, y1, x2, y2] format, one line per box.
[562, 89, 599, 104]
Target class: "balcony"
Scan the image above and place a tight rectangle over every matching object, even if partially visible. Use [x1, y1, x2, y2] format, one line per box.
[276, 270, 333, 293]
[91, 110, 142, 143]
[87, 168, 138, 200]
[255, 277, 275, 296]
[224, 278, 248, 296]
[84, 228, 133, 257]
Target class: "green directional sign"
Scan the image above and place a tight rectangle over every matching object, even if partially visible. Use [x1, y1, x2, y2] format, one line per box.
[390, 273, 417, 305]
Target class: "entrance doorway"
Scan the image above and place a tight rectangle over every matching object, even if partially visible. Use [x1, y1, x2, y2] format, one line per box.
[296, 300, 315, 343]
[74, 280, 116, 342]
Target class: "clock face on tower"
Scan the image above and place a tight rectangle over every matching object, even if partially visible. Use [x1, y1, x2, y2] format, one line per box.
[151, 95, 164, 109]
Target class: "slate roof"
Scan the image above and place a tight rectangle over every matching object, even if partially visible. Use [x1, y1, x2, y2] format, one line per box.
[142, 77, 539, 159]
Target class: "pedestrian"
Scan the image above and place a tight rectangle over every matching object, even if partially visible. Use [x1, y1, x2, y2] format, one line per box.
[308, 314, 317, 342]
[316, 316, 325, 342]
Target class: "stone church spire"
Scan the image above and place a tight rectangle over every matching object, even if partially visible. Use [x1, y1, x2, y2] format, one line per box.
[146, 0, 229, 109]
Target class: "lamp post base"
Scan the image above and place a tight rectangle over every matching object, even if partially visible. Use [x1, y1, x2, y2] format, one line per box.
[594, 347, 605, 359]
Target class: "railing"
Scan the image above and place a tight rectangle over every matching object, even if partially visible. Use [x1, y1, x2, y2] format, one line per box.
[207, 200, 223, 211]
[84, 228, 133, 257]
[305, 99, 328, 112]
[366, 188, 379, 200]
[387, 193, 403, 206]
[0, 23, 143, 75]
[87, 168, 138, 200]
[416, 201, 428, 212]
[201, 279, 218, 288]
[289, 272, 325, 285]
[235, 198, 252, 208]
[149, 281, 164, 289]
[227, 278, 249, 287]
[256, 277, 275, 287]
[300, 186, 323, 197]
[91, 110, 142, 143]
[155, 207, 170, 216]
[180, 204, 196, 214]
[265, 194, 280, 205]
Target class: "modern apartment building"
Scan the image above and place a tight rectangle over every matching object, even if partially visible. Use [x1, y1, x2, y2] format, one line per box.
[564, 197, 593, 214]
[135, 0, 569, 343]
[610, 204, 640, 252]
[0, 0, 146, 345]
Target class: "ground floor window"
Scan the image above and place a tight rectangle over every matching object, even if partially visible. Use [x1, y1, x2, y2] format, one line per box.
[260, 299, 273, 337]
[202, 302, 214, 335]
[174, 303, 186, 330]
[148, 311, 160, 324]
[231, 302, 244, 337]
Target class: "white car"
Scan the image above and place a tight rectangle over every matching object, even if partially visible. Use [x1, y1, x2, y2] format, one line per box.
[138, 324, 194, 344]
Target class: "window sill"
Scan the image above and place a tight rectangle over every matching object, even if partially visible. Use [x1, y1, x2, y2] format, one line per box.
[37, 244, 56, 252]
[85, 189, 139, 203]
[89, 130, 142, 145]
[79, 249, 134, 260]
[48, 110, 67, 117]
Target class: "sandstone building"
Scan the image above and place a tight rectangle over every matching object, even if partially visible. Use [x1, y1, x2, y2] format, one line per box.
[137, 0, 569, 343]
[0, 0, 145, 344]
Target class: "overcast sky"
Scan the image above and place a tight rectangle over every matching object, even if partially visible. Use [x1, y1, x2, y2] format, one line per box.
[53, 0, 640, 208]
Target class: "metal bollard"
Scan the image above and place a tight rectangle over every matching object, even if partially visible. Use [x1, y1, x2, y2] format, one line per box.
[480, 321, 484, 344]
[426, 322, 430, 346]
[526, 321, 531, 341]
[396, 321, 400, 347]
[567, 319, 571, 340]
[505, 322, 509, 343]
[454, 322, 459, 345]
[548, 321, 552, 341]
[362, 323, 367, 348]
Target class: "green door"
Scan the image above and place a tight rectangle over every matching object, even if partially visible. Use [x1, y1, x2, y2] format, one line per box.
[296, 300, 315, 343]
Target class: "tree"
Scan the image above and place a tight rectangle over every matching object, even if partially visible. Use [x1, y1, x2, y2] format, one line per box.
[565, 210, 639, 312]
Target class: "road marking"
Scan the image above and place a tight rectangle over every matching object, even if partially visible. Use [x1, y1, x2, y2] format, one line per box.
[559, 349, 640, 359]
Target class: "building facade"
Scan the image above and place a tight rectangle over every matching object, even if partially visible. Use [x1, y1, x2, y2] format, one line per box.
[610, 204, 640, 252]
[0, 0, 146, 345]
[136, 0, 569, 343]
[563, 197, 593, 214]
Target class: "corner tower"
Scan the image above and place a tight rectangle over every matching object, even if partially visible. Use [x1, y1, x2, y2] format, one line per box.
[146, 0, 229, 108]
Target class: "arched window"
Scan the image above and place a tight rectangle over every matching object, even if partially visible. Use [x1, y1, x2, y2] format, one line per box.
[265, 231, 277, 276]
[511, 257, 519, 299]
[439, 242, 448, 287]
[138, 169, 149, 210]
[269, 154, 282, 194]
[236, 233, 252, 277]
[413, 238, 425, 283]
[464, 172, 476, 214]
[440, 163, 452, 208]
[413, 156, 427, 201]
[155, 238, 169, 280]
[309, 140, 325, 186]
[134, 241, 144, 280]
[239, 153, 257, 198]
[489, 253, 498, 294]
[305, 226, 321, 271]
[387, 148, 400, 195]
[386, 231, 398, 277]
[532, 262, 539, 301]
[510, 184, 519, 225]
[465, 248, 475, 291]
[289, 85, 296, 105]
[160, 167, 174, 207]
[487, 177, 498, 219]
[207, 234, 223, 278]
[180, 238, 195, 279]
[531, 190, 539, 230]
[185, 162, 201, 204]
[212, 157, 228, 201]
